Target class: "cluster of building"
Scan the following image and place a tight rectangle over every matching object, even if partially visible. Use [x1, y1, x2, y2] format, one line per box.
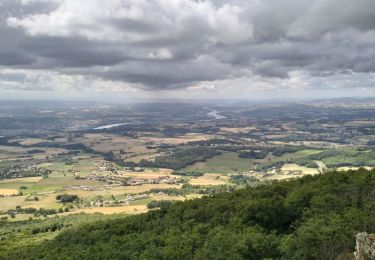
[67, 185, 103, 191]
[279, 170, 304, 176]
[243, 170, 265, 179]
[83, 173, 125, 186]
[125, 176, 183, 186]
[0, 165, 51, 179]
[96, 161, 113, 172]
[244, 168, 305, 179]
[72, 170, 183, 191]
[126, 193, 149, 201]
[87, 194, 149, 207]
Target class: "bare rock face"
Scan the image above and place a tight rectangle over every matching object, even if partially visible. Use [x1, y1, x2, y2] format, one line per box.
[354, 233, 375, 260]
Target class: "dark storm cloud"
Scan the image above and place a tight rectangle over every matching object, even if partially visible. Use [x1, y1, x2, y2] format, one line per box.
[96, 56, 233, 89]
[0, 50, 35, 66]
[1, 0, 375, 91]
[22, 36, 127, 68]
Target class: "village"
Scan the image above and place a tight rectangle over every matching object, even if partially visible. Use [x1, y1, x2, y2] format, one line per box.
[85, 193, 150, 208]
[242, 165, 324, 181]
[66, 161, 184, 193]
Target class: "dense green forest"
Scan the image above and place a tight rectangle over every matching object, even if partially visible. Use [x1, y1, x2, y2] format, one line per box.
[2, 169, 375, 259]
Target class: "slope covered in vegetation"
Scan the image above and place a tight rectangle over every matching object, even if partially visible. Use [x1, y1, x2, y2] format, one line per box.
[3, 169, 375, 259]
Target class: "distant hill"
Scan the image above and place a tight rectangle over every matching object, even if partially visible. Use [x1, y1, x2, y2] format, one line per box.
[3, 169, 375, 259]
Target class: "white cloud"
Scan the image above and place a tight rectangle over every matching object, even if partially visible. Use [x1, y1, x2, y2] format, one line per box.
[7, 0, 253, 44]
[149, 49, 173, 60]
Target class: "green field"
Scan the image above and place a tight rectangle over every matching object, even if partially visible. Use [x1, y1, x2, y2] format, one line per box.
[185, 152, 253, 173]
[295, 149, 322, 156]
[39, 159, 97, 175]
[281, 163, 319, 175]
[0, 181, 36, 190]
[0, 174, 101, 196]
[184, 149, 322, 174]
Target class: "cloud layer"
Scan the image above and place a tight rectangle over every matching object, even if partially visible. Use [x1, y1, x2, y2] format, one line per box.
[1, 0, 375, 97]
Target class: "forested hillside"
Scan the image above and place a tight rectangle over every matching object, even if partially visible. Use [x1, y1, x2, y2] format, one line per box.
[3, 169, 375, 259]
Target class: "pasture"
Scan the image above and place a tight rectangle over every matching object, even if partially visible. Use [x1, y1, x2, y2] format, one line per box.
[185, 152, 253, 173]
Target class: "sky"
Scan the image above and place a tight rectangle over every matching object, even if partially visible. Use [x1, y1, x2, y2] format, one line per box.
[0, 0, 375, 101]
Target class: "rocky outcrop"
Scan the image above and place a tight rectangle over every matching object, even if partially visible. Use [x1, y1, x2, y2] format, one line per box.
[354, 233, 375, 260]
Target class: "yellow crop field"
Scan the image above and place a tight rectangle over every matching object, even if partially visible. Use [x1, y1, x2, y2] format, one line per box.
[0, 189, 19, 196]
[121, 168, 174, 178]
[188, 173, 229, 185]
[68, 205, 148, 215]
[220, 127, 256, 133]
[281, 164, 319, 175]
[139, 134, 213, 145]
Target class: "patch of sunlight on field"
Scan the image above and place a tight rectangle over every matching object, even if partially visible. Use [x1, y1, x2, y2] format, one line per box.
[281, 164, 319, 175]
[66, 205, 148, 215]
[22, 193, 60, 209]
[0, 193, 62, 211]
[263, 175, 301, 181]
[15, 138, 51, 145]
[121, 168, 174, 178]
[185, 194, 204, 199]
[151, 194, 185, 201]
[188, 173, 229, 186]
[220, 127, 256, 133]
[0, 189, 18, 196]
[299, 141, 345, 148]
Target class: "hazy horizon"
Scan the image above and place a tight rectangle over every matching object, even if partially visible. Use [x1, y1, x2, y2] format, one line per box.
[1, 96, 375, 105]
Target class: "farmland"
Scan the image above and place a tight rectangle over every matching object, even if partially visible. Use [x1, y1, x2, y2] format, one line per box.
[0, 99, 374, 222]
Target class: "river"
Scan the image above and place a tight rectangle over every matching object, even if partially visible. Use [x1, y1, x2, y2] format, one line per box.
[207, 109, 226, 119]
[94, 109, 225, 129]
[93, 123, 130, 130]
